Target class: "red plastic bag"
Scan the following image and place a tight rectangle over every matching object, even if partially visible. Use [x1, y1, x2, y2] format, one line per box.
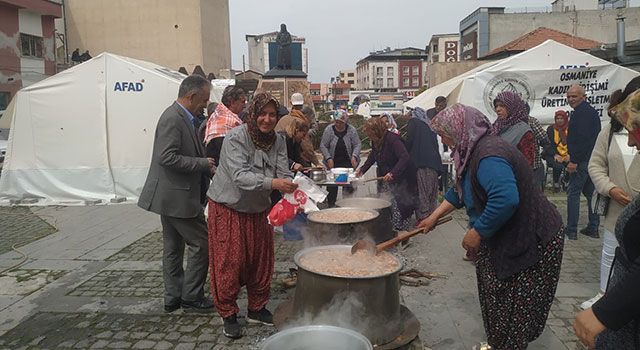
[268, 198, 298, 226]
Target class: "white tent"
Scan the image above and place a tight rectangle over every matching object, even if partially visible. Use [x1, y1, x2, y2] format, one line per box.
[0, 53, 192, 206]
[406, 40, 639, 124]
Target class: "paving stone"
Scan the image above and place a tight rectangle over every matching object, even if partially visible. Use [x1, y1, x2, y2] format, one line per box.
[0, 207, 57, 255]
[90, 340, 110, 349]
[132, 340, 156, 349]
[107, 341, 131, 349]
[174, 343, 196, 350]
[155, 340, 173, 350]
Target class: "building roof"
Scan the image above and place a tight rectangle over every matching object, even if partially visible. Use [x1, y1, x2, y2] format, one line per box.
[482, 27, 600, 59]
[357, 47, 428, 64]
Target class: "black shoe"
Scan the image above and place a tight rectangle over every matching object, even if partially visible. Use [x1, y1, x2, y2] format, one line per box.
[181, 298, 214, 313]
[247, 307, 274, 326]
[223, 315, 243, 339]
[580, 227, 600, 239]
[164, 301, 181, 313]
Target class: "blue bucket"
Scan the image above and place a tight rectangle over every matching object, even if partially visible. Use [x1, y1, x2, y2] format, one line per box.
[335, 174, 349, 182]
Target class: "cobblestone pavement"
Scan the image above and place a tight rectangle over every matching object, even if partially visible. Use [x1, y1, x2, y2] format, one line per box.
[0, 206, 56, 255]
[0, 194, 604, 349]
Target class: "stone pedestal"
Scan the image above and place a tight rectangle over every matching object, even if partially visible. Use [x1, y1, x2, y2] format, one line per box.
[257, 76, 311, 108]
[259, 66, 310, 107]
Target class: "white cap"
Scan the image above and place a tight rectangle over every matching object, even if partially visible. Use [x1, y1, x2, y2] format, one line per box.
[291, 92, 304, 106]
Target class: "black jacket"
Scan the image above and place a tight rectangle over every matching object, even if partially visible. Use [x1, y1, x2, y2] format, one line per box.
[405, 118, 443, 173]
[567, 101, 601, 164]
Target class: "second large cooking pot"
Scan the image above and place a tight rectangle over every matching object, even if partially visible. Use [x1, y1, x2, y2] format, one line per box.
[290, 245, 403, 346]
[335, 197, 394, 243]
[306, 207, 379, 246]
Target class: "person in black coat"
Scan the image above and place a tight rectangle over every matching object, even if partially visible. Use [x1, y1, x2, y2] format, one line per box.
[406, 107, 443, 221]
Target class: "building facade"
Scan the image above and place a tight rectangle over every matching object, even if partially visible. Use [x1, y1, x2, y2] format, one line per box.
[246, 31, 307, 74]
[64, 0, 231, 77]
[337, 69, 355, 89]
[427, 33, 460, 64]
[460, 5, 640, 60]
[0, 0, 62, 110]
[355, 47, 428, 93]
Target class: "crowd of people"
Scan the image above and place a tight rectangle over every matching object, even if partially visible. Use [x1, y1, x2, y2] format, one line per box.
[138, 74, 640, 347]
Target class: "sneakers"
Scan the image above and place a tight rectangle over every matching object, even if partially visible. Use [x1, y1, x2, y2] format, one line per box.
[580, 293, 604, 310]
[580, 227, 600, 239]
[181, 298, 214, 314]
[223, 315, 243, 339]
[247, 307, 274, 326]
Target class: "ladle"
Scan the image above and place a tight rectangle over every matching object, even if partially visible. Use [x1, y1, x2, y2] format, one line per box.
[351, 216, 453, 255]
[350, 176, 384, 187]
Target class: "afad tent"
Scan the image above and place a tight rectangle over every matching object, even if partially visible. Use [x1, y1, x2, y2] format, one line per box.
[405, 40, 639, 125]
[0, 53, 193, 206]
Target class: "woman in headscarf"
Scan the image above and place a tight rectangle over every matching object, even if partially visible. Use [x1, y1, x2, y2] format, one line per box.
[357, 117, 417, 231]
[406, 107, 443, 221]
[492, 91, 536, 167]
[319, 109, 361, 207]
[381, 112, 400, 134]
[417, 104, 564, 349]
[207, 92, 297, 339]
[545, 110, 571, 192]
[574, 83, 640, 350]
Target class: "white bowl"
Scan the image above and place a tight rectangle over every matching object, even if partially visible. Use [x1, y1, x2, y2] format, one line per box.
[330, 167, 353, 175]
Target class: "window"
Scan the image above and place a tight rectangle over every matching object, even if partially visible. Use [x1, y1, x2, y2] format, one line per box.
[412, 77, 419, 87]
[387, 78, 393, 87]
[403, 77, 409, 86]
[347, 80, 355, 84]
[347, 73, 354, 77]
[20, 33, 44, 58]
[412, 66, 419, 76]
[376, 78, 383, 87]
[403, 67, 409, 76]
[387, 67, 394, 76]
[376, 67, 383, 76]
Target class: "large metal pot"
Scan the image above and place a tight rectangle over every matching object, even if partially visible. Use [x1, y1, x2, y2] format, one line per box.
[290, 245, 403, 346]
[335, 197, 394, 243]
[261, 325, 373, 350]
[306, 208, 379, 246]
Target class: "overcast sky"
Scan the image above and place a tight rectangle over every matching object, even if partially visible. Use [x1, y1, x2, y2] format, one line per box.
[228, 0, 563, 82]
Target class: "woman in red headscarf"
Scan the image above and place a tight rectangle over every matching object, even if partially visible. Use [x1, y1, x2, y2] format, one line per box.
[544, 110, 570, 192]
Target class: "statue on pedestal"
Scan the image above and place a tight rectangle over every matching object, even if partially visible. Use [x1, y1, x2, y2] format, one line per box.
[276, 23, 292, 70]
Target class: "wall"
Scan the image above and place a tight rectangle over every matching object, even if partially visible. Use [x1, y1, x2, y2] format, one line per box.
[200, 0, 231, 76]
[426, 60, 488, 87]
[0, 3, 22, 102]
[65, 0, 230, 75]
[489, 7, 640, 51]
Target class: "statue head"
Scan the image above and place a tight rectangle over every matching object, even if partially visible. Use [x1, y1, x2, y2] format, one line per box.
[280, 23, 287, 32]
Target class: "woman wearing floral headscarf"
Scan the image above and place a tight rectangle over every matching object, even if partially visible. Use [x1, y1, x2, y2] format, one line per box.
[381, 112, 400, 135]
[357, 117, 417, 231]
[207, 92, 297, 339]
[417, 104, 564, 349]
[492, 91, 536, 167]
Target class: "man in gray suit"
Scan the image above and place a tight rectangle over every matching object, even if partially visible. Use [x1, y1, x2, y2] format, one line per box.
[138, 75, 215, 313]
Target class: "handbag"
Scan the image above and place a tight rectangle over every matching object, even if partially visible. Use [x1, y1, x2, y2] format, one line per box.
[594, 127, 615, 216]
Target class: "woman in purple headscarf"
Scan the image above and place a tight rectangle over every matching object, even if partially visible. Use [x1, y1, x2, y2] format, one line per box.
[416, 104, 564, 349]
[492, 91, 536, 167]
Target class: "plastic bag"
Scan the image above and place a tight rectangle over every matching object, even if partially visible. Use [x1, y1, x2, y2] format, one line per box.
[267, 173, 328, 226]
